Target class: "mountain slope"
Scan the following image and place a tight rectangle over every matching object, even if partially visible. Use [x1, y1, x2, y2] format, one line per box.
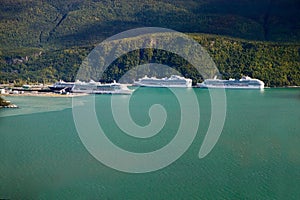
[1, 33, 299, 87]
[1, 0, 299, 49]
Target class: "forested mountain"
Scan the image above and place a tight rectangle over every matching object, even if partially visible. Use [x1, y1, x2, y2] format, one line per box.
[1, 33, 299, 87]
[1, 0, 299, 48]
[0, 0, 299, 86]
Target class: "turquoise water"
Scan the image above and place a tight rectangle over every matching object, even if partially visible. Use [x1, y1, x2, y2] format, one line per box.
[1, 88, 300, 199]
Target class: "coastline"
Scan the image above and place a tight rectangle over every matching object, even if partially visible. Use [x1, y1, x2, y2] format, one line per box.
[2, 92, 89, 98]
[283, 86, 300, 88]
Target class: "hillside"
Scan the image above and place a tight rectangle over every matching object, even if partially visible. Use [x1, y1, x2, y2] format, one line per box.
[1, 0, 300, 49]
[0, 0, 299, 87]
[1, 33, 299, 87]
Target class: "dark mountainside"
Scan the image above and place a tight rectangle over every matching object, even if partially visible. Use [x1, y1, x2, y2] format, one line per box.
[0, 0, 299, 86]
[1, 0, 299, 48]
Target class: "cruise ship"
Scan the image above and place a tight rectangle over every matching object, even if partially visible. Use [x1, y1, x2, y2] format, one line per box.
[71, 80, 133, 94]
[197, 76, 264, 89]
[134, 75, 192, 88]
[48, 80, 75, 92]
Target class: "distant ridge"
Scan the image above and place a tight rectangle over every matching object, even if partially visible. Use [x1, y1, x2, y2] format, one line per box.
[0, 0, 299, 48]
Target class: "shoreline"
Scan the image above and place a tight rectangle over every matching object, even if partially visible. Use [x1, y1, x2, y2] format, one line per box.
[282, 86, 300, 88]
[2, 92, 89, 98]
[1, 86, 299, 98]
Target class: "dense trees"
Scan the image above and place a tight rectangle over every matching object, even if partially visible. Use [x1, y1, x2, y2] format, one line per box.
[1, 0, 299, 87]
[0, 34, 299, 87]
[1, 0, 299, 49]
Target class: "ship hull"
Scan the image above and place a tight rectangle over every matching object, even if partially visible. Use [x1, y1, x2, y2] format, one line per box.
[134, 75, 192, 88]
[72, 89, 132, 95]
[134, 83, 191, 88]
[48, 86, 73, 92]
[197, 76, 264, 89]
[197, 84, 263, 89]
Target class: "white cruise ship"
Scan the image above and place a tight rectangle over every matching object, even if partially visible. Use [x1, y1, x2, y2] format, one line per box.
[71, 80, 133, 94]
[134, 75, 192, 88]
[197, 76, 264, 89]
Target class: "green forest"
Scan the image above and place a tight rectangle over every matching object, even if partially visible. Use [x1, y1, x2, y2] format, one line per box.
[0, 0, 299, 87]
[1, 33, 299, 87]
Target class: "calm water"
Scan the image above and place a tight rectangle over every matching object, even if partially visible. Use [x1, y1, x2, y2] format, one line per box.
[1, 88, 300, 199]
